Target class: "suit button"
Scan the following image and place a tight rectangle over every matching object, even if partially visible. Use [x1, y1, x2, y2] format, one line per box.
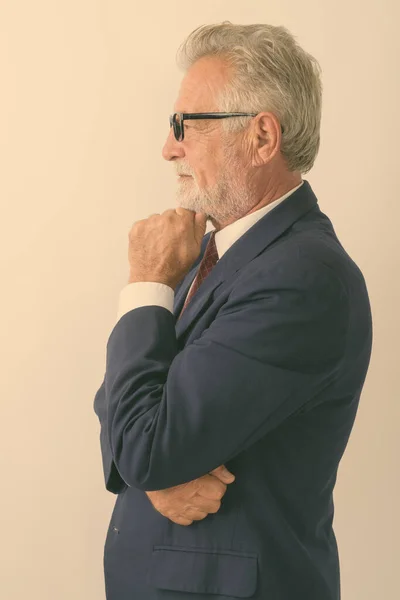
[112, 526, 119, 533]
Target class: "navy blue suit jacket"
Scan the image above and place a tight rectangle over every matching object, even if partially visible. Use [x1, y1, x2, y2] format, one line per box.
[93, 180, 372, 599]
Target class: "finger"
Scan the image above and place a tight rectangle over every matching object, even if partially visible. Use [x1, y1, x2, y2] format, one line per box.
[180, 494, 221, 514]
[183, 508, 209, 521]
[196, 475, 227, 500]
[175, 207, 195, 219]
[192, 497, 221, 514]
[171, 516, 193, 526]
[194, 210, 208, 231]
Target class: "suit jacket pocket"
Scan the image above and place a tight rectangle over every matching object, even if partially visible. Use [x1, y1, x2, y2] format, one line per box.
[147, 544, 258, 598]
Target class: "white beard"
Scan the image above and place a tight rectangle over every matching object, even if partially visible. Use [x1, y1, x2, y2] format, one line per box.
[176, 154, 255, 224]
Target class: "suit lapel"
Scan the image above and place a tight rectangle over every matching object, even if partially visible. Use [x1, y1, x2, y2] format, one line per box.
[173, 179, 318, 342]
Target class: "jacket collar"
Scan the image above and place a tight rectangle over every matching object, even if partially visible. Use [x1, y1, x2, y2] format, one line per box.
[173, 179, 318, 341]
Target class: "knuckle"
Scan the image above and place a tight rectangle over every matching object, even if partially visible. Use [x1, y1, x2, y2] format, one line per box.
[181, 504, 195, 517]
[192, 479, 202, 492]
[129, 223, 140, 236]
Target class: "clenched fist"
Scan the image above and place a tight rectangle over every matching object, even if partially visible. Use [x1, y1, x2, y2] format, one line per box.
[145, 465, 235, 526]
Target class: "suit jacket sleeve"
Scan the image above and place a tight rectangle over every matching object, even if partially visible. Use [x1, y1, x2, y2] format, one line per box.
[93, 376, 128, 494]
[93, 281, 174, 494]
[94, 258, 349, 492]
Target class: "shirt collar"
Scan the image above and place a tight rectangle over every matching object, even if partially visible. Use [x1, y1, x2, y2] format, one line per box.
[214, 181, 304, 260]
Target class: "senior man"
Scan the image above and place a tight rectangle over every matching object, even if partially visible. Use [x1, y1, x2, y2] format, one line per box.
[93, 22, 372, 600]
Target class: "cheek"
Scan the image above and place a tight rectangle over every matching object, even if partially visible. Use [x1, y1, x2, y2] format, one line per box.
[190, 138, 222, 186]
[199, 156, 222, 187]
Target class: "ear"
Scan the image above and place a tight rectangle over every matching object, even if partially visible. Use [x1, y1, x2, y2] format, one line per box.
[252, 112, 282, 166]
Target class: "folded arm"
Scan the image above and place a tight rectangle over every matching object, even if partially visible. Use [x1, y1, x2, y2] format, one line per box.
[94, 260, 348, 492]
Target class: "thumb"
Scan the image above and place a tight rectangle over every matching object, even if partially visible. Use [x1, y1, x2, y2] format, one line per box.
[210, 465, 235, 482]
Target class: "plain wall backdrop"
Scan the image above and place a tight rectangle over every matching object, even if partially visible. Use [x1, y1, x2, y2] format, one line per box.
[0, 1, 398, 599]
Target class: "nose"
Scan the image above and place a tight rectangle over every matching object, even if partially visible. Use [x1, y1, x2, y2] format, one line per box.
[162, 127, 185, 162]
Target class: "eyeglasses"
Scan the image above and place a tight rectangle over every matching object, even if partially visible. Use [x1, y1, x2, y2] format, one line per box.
[169, 112, 261, 142]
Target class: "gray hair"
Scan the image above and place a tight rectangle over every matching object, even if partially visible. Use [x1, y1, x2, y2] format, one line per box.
[176, 22, 323, 174]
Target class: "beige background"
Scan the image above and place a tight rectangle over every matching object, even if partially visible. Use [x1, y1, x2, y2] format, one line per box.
[0, 1, 398, 599]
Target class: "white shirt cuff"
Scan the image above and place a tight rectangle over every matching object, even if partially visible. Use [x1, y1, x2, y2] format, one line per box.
[116, 282, 175, 322]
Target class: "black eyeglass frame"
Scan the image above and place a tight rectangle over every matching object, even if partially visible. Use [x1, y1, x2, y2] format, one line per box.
[169, 112, 284, 142]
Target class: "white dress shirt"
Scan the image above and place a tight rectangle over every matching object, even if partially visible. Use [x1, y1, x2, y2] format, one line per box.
[116, 181, 304, 322]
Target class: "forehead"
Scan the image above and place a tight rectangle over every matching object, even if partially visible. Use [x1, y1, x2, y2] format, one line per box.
[173, 55, 232, 113]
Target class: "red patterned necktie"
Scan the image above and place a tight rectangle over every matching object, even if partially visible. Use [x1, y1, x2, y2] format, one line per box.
[177, 230, 218, 320]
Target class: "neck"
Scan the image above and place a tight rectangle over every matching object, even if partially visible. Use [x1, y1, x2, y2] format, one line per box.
[210, 173, 303, 231]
